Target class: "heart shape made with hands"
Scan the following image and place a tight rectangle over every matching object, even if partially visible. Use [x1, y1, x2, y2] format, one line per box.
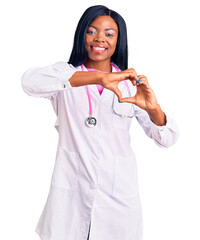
[118, 75, 158, 112]
[112, 81, 137, 117]
[115, 80, 137, 102]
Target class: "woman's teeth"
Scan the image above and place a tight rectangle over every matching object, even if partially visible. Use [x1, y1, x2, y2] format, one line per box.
[90, 46, 107, 53]
[92, 47, 105, 50]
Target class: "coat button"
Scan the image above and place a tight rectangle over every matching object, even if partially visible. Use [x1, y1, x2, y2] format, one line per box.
[62, 83, 66, 88]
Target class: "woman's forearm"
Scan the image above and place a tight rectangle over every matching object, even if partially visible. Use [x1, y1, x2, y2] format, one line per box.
[69, 71, 103, 87]
[146, 104, 167, 126]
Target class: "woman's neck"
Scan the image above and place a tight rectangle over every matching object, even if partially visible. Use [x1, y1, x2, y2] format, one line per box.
[84, 59, 112, 72]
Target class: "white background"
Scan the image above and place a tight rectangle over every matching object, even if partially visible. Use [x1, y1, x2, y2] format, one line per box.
[0, 0, 200, 239]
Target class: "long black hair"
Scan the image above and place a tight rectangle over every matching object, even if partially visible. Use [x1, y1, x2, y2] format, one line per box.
[68, 5, 128, 70]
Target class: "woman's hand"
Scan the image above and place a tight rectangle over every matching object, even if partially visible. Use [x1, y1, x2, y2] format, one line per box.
[101, 68, 139, 100]
[101, 69, 166, 126]
[120, 73, 166, 126]
[101, 68, 158, 111]
[120, 74, 158, 111]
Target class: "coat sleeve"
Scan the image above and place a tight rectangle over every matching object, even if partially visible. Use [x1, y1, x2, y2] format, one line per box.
[134, 105, 179, 148]
[21, 61, 77, 99]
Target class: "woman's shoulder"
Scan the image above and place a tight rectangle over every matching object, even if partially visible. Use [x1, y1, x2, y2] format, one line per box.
[52, 61, 81, 71]
[52, 61, 122, 72]
[47, 61, 81, 72]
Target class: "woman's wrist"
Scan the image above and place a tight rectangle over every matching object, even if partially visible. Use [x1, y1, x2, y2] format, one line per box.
[146, 104, 167, 126]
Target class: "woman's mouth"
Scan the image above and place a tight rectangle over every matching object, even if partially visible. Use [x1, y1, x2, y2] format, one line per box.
[90, 45, 108, 54]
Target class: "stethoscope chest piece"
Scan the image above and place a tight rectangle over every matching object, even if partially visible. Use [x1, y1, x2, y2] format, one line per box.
[85, 116, 97, 127]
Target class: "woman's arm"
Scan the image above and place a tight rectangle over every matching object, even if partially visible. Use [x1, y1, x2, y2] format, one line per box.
[68, 71, 102, 87]
[21, 61, 105, 99]
[21, 62, 138, 100]
[146, 104, 166, 126]
[21, 62, 78, 99]
[134, 105, 179, 148]
[119, 71, 179, 147]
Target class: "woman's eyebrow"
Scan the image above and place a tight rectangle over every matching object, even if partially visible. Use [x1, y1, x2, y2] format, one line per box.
[105, 28, 117, 32]
[88, 25, 117, 32]
[88, 25, 97, 30]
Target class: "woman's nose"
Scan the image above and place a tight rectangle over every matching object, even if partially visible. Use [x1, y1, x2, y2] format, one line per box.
[93, 33, 105, 42]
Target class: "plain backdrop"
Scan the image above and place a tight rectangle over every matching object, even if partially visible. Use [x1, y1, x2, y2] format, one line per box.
[0, 0, 200, 239]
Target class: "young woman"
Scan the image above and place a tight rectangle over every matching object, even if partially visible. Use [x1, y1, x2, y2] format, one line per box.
[21, 5, 179, 240]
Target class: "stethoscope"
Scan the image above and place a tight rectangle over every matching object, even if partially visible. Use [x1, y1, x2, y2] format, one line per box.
[81, 63, 140, 128]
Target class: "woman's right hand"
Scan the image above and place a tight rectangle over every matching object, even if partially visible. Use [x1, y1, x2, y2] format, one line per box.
[101, 68, 138, 102]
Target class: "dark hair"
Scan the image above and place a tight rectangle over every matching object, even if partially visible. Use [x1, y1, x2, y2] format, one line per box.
[68, 5, 128, 70]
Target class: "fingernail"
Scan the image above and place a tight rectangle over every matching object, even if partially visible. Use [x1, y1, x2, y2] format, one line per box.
[136, 77, 142, 83]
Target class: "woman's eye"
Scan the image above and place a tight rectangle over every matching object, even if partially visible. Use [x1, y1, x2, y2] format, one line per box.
[86, 30, 114, 37]
[87, 30, 96, 35]
[106, 33, 114, 37]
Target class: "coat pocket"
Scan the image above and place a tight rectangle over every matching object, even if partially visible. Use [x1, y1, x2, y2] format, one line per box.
[112, 156, 139, 198]
[50, 146, 80, 192]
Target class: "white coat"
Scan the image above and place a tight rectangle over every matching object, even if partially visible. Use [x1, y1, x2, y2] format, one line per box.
[21, 61, 179, 240]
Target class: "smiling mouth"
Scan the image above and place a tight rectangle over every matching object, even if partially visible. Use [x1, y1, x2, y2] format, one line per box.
[90, 45, 108, 53]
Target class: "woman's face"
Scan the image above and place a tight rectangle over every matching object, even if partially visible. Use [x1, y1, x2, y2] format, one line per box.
[85, 15, 119, 63]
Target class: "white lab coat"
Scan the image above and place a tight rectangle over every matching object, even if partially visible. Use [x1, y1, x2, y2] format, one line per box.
[21, 61, 179, 240]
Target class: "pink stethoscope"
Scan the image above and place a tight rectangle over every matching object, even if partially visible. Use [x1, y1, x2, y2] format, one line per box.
[81, 63, 136, 127]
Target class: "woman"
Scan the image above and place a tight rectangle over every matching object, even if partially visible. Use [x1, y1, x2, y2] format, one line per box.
[21, 5, 179, 240]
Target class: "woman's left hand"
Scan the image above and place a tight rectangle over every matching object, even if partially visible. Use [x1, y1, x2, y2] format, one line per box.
[120, 75, 158, 111]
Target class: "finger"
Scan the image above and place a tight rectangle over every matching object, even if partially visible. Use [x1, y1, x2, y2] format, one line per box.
[120, 96, 136, 104]
[123, 72, 138, 81]
[138, 75, 147, 78]
[136, 76, 148, 86]
[122, 69, 138, 81]
[128, 78, 137, 86]
[137, 75, 148, 82]
[131, 80, 137, 86]
[123, 68, 137, 73]
[126, 67, 137, 73]
[114, 87, 123, 102]
[120, 73, 131, 81]
[136, 76, 142, 84]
